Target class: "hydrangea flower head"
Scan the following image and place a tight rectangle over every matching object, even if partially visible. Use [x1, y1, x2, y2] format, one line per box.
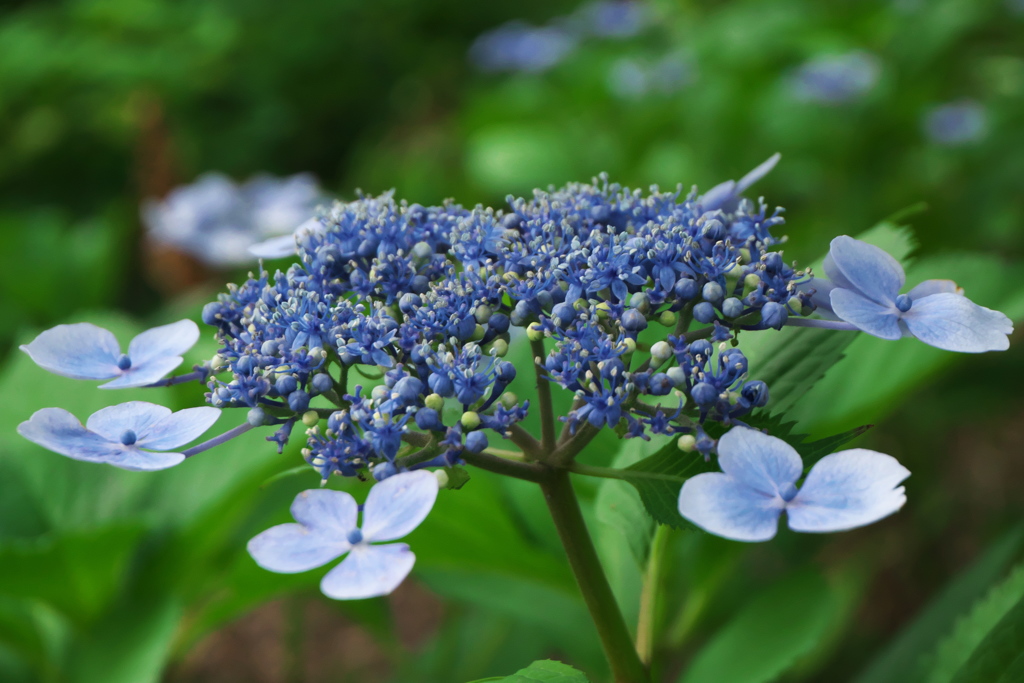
[18, 401, 221, 471]
[247, 470, 438, 599]
[817, 236, 1012, 352]
[678, 427, 909, 542]
[20, 320, 200, 388]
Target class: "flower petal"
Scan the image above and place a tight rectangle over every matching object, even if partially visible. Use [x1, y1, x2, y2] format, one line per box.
[716, 426, 802, 497]
[825, 236, 904, 305]
[19, 323, 121, 380]
[86, 402, 171, 442]
[99, 357, 183, 389]
[105, 447, 185, 472]
[135, 407, 221, 450]
[902, 292, 1012, 353]
[798, 277, 839, 320]
[249, 233, 299, 259]
[735, 153, 781, 194]
[320, 543, 416, 600]
[698, 180, 736, 213]
[17, 408, 119, 461]
[291, 489, 359, 536]
[829, 288, 902, 340]
[127, 319, 200, 367]
[678, 473, 784, 542]
[361, 471, 439, 543]
[907, 279, 961, 300]
[247, 523, 349, 574]
[787, 449, 909, 533]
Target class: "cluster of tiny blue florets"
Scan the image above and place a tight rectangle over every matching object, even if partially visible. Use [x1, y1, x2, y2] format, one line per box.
[200, 175, 810, 480]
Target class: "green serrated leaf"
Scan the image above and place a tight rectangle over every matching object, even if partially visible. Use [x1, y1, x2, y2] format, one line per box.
[259, 465, 318, 489]
[948, 594, 1024, 683]
[494, 659, 591, 682]
[854, 526, 1024, 683]
[678, 570, 838, 683]
[927, 561, 1024, 683]
[751, 327, 855, 414]
[444, 466, 471, 490]
[620, 441, 717, 529]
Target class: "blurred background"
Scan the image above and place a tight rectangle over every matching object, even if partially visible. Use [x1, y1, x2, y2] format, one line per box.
[0, 0, 1023, 681]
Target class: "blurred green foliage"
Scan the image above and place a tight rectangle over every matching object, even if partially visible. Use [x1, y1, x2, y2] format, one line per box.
[0, 0, 1023, 681]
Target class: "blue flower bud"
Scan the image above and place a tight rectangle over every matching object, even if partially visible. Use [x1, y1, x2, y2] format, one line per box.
[674, 277, 699, 300]
[372, 461, 398, 481]
[248, 407, 268, 427]
[120, 429, 137, 446]
[347, 528, 364, 544]
[496, 361, 516, 382]
[428, 372, 455, 397]
[630, 292, 651, 313]
[689, 339, 713, 358]
[288, 390, 310, 412]
[763, 252, 784, 273]
[501, 213, 523, 230]
[510, 300, 533, 326]
[666, 366, 687, 387]
[741, 380, 769, 408]
[551, 302, 576, 326]
[260, 340, 280, 356]
[452, 316, 477, 341]
[895, 294, 912, 312]
[357, 237, 379, 259]
[311, 373, 334, 394]
[722, 297, 744, 318]
[276, 375, 298, 396]
[465, 430, 488, 453]
[691, 381, 718, 406]
[621, 308, 648, 332]
[702, 282, 724, 304]
[116, 354, 132, 370]
[201, 302, 221, 326]
[394, 376, 424, 402]
[415, 408, 444, 431]
[648, 373, 673, 396]
[701, 219, 725, 241]
[235, 355, 257, 375]
[693, 302, 717, 324]
[536, 290, 554, 311]
[399, 293, 422, 314]
[411, 275, 429, 293]
[761, 301, 788, 329]
[489, 313, 510, 334]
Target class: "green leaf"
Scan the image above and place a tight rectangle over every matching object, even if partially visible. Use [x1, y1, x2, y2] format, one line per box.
[620, 439, 718, 529]
[854, 526, 1024, 683]
[480, 659, 591, 683]
[678, 570, 838, 683]
[927, 561, 1024, 683]
[444, 465, 472, 490]
[948, 594, 1024, 683]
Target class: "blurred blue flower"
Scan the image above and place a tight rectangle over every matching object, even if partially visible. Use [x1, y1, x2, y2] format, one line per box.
[577, 0, 651, 38]
[923, 100, 988, 146]
[469, 21, 578, 74]
[678, 427, 909, 541]
[17, 401, 220, 471]
[820, 236, 1012, 352]
[699, 153, 780, 213]
[788, 50, 881, 104]
[608, 53, 693, 99]
[247, 471, 438, 600]
[20, 319, 199, 388]
[143, 172, 323, 267]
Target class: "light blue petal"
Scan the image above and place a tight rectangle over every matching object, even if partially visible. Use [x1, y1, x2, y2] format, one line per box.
[86, 402, 171, 442]
[99, 357, 182, 389]
[17, 408, 119, 461]
[735, 153, 781, 194]
[105, 447, 185, 472]
[135, 407, 221, 450]
[678, 473, 783, 542]
[361, 471, 439, 543]
[902, 292, 1013, 353]
[698, 180, 736, 212]
[291, 489, 359, 536]
[247, 523, 350, 574]
[320, 543, 416, 600]
[907, 279, 961, 300]
[127, 319, 199, 367]
[249, 233, 299, 259]
[825, 236, 904, 305]
[19, 323, 120, 380]
[787, 449, 909, 533]
[716, 427, 802, 497]
[829, 288, 902, 340]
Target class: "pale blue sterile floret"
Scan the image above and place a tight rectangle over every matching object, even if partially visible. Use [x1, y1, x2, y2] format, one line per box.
[20, 320, 201, 388]
[247, 470, 438, 600]
[17, 401, 221, 471]
[814, 236, 1013, 352]
[678, 427, 910, 542]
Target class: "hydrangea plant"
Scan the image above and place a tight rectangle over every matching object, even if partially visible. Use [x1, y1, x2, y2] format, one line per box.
[16, 157, 1012, 682]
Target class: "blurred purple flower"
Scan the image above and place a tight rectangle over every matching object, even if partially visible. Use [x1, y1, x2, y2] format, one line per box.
[18, 401, 220, 471]
[21, 319, 199, 389]
[923, 100, 988, 146]
[678, 427, 909, 542]
[143, 172, 323, 267]
[788, 51, 881, 104]
[578, 1, 651, 38]
[247, 471, 438, 600]
[469, 21, 578, 74]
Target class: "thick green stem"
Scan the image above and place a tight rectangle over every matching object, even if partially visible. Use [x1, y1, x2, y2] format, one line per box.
[540, 469, 650, 683]
[635, 525, 671, 666]
[530, 337, 557, 450]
